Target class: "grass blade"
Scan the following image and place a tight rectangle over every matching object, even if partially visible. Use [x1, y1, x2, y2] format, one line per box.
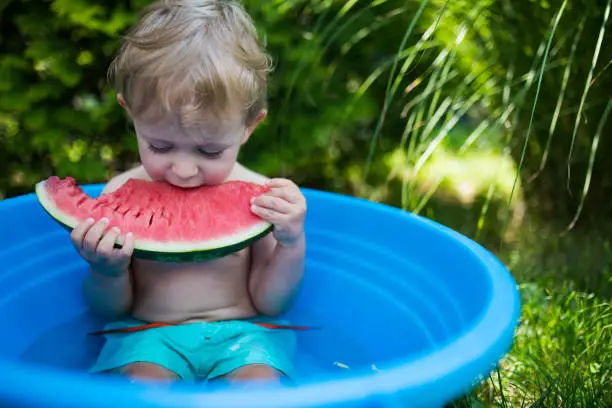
[501, 0, 568, 247]
[590, 58, 612, 86]
[344, 40, 439, 119]
[565, 98, 612, 231]
[566, 0, 611, 190]
[528, 12, 587, 183]
[361, 0, 433, 188]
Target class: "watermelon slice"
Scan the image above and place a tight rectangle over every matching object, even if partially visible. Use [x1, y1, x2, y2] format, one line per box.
[35, 176, 273, 262]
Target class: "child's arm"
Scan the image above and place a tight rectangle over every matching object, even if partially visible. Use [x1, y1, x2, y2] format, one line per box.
[82, 265, 134, 318]
[249, 234, 305, 316]
[73, 172, 140, 318]
[72, 217, 136, 318]
[248, 179, 307, 316]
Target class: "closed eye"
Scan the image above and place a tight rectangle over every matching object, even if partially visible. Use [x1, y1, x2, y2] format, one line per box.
[148, 144, 173, 153]
[197, 148, 224, 158]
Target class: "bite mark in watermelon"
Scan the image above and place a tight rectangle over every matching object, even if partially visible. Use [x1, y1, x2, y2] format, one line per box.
[35, 176, 273, 262]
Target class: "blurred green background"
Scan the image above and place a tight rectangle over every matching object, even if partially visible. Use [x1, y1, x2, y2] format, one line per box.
[0, 0, 610, 406]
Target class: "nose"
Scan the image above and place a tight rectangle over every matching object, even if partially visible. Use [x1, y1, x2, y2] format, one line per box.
[171, 160, 199, 179]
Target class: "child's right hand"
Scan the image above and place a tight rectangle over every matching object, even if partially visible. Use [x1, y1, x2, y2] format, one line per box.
[70, 218, 135, 277]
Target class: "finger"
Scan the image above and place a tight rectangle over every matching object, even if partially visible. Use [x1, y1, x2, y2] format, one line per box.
[251, 204, 287, 224]
[266, 178, 293, 189]
[251, 195, 293, 214]
[267, 187, 304, 205]
[70, 218, 95, 248]
[96, 227, 120, 258]
[121, 232, 136, 257]
[82, 218, 110, 254]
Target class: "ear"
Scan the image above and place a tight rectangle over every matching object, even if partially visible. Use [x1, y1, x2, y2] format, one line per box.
[116, 93, 130, 112]
[242, 110, 268, 144]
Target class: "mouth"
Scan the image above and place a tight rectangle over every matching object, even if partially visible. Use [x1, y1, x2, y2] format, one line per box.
[170, 182, 205, 189]
[162, 178, 206, 189]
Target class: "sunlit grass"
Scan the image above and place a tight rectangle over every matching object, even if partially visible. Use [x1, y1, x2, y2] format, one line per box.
[312, 0, 611, 406]
[474, 279, 612, 407]
[384, 141, 518, 208]
[1, 0, 609, 405]
[565, 0, 611, 191]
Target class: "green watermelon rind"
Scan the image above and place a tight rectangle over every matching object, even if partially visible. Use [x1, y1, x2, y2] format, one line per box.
[35, 180, 274, 263]
[131, 223, 273, 262]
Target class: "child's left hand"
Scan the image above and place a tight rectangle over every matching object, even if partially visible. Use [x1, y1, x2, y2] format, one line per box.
[251, 178, 306, 248]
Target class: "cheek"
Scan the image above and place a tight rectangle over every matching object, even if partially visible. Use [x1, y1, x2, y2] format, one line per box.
[203, 162, 231, 183]
[203, 155, 238, 183]
[139, 148, 168, 180]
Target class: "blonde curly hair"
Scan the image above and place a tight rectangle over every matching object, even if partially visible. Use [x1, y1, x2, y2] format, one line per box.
[108, 0, 271, 127]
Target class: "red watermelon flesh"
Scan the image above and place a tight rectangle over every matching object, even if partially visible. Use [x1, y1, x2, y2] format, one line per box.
[35, 176, 273, 261]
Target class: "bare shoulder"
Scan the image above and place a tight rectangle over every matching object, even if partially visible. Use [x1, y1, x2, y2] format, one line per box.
[102, 166, 151, 194]
[229, 163, 269, 185]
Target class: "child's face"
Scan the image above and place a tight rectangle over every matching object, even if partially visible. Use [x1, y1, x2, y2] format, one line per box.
[131, 111, 262, 188]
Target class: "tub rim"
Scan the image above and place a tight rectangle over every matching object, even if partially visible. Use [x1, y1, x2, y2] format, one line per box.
[0, 185, 521, 407]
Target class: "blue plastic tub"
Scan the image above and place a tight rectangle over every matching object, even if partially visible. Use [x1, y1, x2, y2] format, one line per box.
[0, 184, 520, 408]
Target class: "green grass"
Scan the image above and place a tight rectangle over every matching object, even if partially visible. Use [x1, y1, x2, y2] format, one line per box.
[2, 1, 609, 405]
[309, 0, 612, 405]
[469, 275, 611, 407]
[405, 139, 612, 407]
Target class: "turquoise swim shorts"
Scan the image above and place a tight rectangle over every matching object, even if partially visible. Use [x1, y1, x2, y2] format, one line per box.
[89, 316, 297, 381]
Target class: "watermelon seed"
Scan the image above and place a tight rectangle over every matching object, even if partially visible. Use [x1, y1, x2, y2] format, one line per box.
[148, 214, 155, 227]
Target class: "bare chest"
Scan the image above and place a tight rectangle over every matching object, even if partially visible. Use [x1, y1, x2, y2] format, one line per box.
[128, 248, 254, 322]
[132, 248, 251, 283]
